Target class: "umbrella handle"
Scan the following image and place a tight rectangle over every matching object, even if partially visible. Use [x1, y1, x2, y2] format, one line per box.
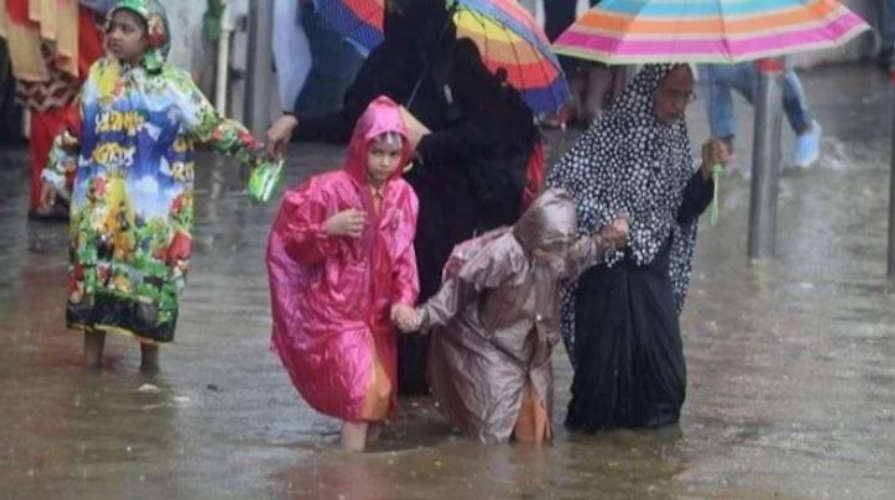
[406, 4, 459, 110]
[710, 163, 724, 226]
[704, 65, 723, 227]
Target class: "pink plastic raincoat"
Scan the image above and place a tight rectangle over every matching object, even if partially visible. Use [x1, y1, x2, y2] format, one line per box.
[267, 96, 420, 422]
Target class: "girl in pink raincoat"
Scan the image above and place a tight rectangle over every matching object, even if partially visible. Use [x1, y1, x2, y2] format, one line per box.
[266, 96, 420, 452]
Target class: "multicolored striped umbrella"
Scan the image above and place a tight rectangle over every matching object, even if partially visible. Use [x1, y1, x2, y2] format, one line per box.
[553, 0, 870, 64]
[453, 0, 569, 113]
[313, 0, 570, 113]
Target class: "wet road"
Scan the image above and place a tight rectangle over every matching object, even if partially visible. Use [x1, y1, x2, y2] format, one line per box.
[2, 63, 895, 499]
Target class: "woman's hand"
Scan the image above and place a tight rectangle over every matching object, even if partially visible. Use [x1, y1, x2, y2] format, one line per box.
[391, 304, 421, 333]
[700, 139, 730, 179]
[266, 115, 299, 157]
[324, 209, 366, 238]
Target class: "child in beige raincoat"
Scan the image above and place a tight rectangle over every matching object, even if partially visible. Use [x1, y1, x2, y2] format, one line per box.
[396, 189, 628, 443]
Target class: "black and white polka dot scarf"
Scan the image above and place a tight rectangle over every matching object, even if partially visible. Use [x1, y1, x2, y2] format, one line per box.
[547, 64, 700, 363]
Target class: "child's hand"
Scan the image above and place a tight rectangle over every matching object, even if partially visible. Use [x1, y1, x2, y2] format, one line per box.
[391, 304, 421, 333]
[40, 184, 57, 212]
[610, 214, 629, 238]
[324, 209, 366, 238]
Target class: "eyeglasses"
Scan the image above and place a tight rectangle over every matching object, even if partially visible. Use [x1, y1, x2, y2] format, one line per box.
[659, 88, 697, 104]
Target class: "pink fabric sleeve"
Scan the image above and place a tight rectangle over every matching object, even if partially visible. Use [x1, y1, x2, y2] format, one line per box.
[274, 183, 335, 266]
[390, 189, 420, 306]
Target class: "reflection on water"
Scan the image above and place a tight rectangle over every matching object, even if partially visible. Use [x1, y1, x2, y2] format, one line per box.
[2, 64, 895, 499]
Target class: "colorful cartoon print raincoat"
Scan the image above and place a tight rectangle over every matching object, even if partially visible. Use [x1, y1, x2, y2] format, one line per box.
[42, 0, 273, 343]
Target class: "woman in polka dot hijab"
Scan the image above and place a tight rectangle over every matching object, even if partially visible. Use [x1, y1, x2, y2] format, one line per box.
[547, 64, 728, 432]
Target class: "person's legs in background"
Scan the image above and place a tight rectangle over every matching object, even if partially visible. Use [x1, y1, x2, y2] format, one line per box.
[542, 0, 581, 128]
[877, 0, 895, 70]
[582, 64, 621, 124]
[698, 63, 748, 156]
[782, 70, 821, 168]
[700, 63, 821, 169]
[28, 106, 71, 219]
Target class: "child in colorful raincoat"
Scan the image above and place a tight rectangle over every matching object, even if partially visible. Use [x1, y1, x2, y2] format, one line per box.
[40, 0, 278, 371]
[397, 189, 628, 443]
[266, 96, 420, 452]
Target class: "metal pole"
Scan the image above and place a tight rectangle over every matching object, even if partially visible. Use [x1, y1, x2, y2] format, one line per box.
[244, 0, 274, 138]
[215, 1, 233, 116]
[747, 58, 785, 259]
[887, 71, 895, 279]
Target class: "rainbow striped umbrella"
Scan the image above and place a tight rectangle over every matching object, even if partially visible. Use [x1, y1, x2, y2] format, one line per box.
[313, 0, 570, 113]
[553, 0, 870, 64]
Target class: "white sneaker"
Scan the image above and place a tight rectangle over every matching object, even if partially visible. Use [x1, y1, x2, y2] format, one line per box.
[793, 121, 822, 168]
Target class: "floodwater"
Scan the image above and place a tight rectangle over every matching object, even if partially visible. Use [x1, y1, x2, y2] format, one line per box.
[2, 63, 895, 499]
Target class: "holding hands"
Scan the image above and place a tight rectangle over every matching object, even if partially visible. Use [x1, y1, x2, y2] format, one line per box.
[391, 304, 421, 333]
[266, 115, 300, 157]
[598, 214, 630, 250]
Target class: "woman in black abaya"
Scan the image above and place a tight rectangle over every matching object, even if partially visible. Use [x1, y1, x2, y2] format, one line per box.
[547, 64, 727, 432]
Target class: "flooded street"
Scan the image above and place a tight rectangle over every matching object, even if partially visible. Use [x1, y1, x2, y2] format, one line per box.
[2, 63, 895, 499]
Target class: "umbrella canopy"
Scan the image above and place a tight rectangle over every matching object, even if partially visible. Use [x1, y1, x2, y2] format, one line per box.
[454, 0, 569, 113]
[312, 0, 570, 112]
[312, 0, 385, 51]
[552, 0, 870, 64]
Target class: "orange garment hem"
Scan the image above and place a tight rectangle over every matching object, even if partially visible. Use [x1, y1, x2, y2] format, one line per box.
[70, 323, 166, 347]
[359, 350, 391, 422]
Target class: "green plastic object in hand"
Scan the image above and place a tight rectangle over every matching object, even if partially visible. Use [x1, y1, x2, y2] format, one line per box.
[710, 163, 724, 226]
[248, 159, 284, 204]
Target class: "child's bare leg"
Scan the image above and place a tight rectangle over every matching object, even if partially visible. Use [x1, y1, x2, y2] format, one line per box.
[140, 342, 160, 374]
[366, 422, 383, 446]
[340, 421, 368, 452]
[83, 329, 106, 368]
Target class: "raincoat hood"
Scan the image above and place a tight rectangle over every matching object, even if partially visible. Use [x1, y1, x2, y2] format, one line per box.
[108, 0, 170, 73]
[512, 188, 578, 252]
[344, 95, 414, 186]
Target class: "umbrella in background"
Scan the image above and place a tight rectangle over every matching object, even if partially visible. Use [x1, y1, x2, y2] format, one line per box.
[312, 0, 385, 51]
[552, 0, 869, 64]
[552, 0, 869, 236]
[312, 0, 570, 113]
